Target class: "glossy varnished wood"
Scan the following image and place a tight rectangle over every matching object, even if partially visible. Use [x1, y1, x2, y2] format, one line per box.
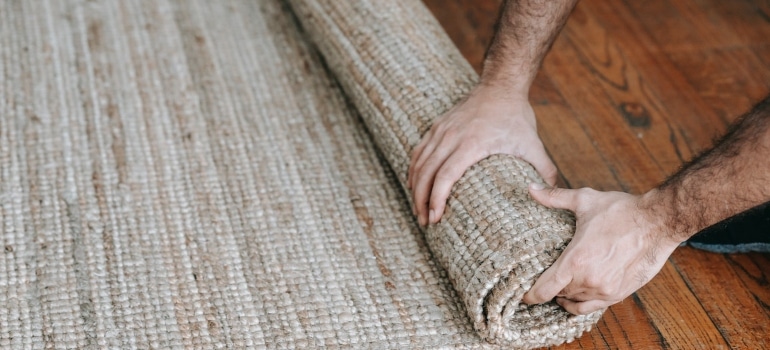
[422, 0, 770, 348]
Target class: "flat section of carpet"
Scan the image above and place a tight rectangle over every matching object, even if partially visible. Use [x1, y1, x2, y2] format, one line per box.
[0, 0, 490, 348]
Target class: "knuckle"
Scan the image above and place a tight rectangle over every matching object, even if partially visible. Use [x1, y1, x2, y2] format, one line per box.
[424, 158, 444, 176]
[552, 269, 570, 286]
[434, 170, 455, 183]
[598, 285, 616, 297]
[459, 149, 486, 166]
[413, 162, 427, 178]
[413, 192, 426, 208]
[574, 188, 593, 205]
[438, 161, 465, 178]
[442, 128, 458, 139]
[583, 275, 602, 289]
[430, 184, 449, 200]
[531, 288, 552, 303]
[546, 187, 562, 200]
[578, 187, 596, 196]
[575, 304, 592, 315]
[567, 255, 586, 271]
[459, 137, 482, 150]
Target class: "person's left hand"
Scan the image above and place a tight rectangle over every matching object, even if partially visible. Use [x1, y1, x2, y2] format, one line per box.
[521, 184, 681, 315]
[407, 85, 557, 227]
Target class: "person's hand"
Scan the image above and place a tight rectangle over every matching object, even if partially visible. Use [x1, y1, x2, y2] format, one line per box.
[522, 185, 680, 315]
[407, 85, 557, 226]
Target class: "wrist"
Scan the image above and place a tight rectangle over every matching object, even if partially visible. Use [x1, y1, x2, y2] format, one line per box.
[479, 55, 534, 98]
[468, 81, 529, 106]
[637, 188, 689, 245]
[478, 67, 532, 98]
[463, 84, 536, 128]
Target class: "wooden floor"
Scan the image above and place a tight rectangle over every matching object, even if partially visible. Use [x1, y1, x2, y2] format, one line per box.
[423, 0, 770, 348]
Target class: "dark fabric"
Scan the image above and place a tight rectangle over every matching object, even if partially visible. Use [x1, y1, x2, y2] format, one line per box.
[687, 201, 770, 253]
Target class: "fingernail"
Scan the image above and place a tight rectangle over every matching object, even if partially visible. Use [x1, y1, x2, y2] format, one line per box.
[530, 183, 545, 191]
[429, 209, 436, 224]
[419, 215, 426, 227]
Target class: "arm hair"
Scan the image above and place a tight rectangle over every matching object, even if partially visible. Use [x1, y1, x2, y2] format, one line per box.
[645, 96, 770, 241]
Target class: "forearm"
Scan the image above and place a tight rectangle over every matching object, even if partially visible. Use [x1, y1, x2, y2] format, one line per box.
[643, 96, 770, 242]
[481, 0, 579, 95]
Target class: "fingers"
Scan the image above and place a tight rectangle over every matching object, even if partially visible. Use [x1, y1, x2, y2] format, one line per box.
[408, 128, 436, 190]
[427, 151, 480, 224]
[412, 143, 456, 226]
[555, 297, 611, 315]
[523, 259, 614, 314]
[522, 261, 571, 305]
[528, 184, 580, 211]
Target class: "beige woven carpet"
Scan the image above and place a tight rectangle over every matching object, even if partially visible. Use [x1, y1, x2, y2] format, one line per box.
[0, 0, 600, 348]
[288, 0, 604, 346]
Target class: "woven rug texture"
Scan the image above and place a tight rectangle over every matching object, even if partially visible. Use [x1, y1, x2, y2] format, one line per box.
[0, 0, 601, 348]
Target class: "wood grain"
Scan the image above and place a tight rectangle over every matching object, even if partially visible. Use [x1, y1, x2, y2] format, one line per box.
[422, 0, 770, 348]
[672, 247, 770, 348]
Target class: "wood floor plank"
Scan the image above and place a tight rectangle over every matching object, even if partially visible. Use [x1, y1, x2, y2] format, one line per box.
[726, 253, 770, 319]
[450, 0, 501, 61]
[554, 300, 666, 350]
[558, 6, 695, 177]
[690, 0, 770, 48]
[529, 68, 623, 192]
[753, 44, 770, 71]
[621, 0, 749, 51]
[665, 47, 770, 123]
[542, 32, 668, 192]
[637, 263, 731, 349]
[579, 1, 730, 153]
[422, 0, 500, 72]
[530, 86, 621, 191]
[670, 247, 770, 349]
[593, 301, 667, 350]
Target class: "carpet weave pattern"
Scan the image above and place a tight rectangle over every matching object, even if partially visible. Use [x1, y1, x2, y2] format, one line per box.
[288, 0, 603, 346]
[0, 0, 599, 348]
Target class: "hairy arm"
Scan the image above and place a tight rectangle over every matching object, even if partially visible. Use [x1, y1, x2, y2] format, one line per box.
[481, 0, 579, 94]
[650, 96, 770, 240]
[522, 96, 770, 315]
[408, 0, 579, 226]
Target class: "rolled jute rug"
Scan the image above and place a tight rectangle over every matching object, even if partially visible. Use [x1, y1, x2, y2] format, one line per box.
[0, 0, 600, 348]
[287, 0, 604, 346]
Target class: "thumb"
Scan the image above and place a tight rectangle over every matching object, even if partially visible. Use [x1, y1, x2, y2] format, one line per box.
[528, 184, 579, 211]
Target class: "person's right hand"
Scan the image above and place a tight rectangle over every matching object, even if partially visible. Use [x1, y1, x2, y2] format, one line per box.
[407, 84, 557, 226]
